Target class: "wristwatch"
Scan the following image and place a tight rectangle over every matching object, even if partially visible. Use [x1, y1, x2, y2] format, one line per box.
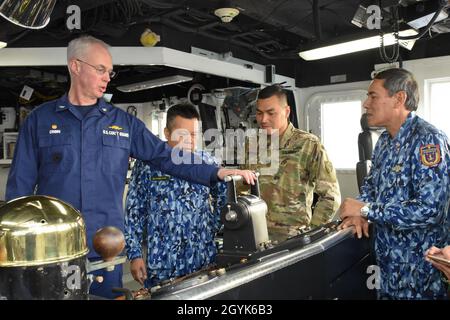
[360, 203, 370, 218]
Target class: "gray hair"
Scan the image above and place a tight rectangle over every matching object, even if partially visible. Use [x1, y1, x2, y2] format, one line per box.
[373, 68, 419, 111]
[67, 35, 110, 63]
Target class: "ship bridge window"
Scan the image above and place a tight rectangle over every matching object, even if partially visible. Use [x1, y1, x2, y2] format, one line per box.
[426, 78, 450, 138]
[306, 90, 366, 171]
[149, 111, 167, 139]
[321, 100, 362, 170]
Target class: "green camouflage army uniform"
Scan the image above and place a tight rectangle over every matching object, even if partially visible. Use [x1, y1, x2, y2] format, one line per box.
[241, 123, 341, 243]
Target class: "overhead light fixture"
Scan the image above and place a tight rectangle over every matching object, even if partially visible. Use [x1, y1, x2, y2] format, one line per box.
[116, 75, 193, 93]
[298, 29, 418, 61]
[0, 0, 57, 29]
[0, 41, 7, 49]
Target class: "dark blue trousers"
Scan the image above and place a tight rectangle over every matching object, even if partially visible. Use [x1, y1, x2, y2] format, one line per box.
[88, 259, 123, 299]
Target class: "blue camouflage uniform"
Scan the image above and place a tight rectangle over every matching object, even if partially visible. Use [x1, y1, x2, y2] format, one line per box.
[125, 153, 227, 287]
[359, 112, 450, 299]
[5, 94, 220, 298]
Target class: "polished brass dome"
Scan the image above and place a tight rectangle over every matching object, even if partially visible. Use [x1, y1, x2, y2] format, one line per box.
[0, 195, 88, 267]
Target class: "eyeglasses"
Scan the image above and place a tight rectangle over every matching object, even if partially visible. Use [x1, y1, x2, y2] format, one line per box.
[76, 59, 117, 79]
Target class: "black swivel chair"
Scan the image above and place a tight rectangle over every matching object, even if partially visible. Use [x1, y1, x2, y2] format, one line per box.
[356, 113, 381, 192]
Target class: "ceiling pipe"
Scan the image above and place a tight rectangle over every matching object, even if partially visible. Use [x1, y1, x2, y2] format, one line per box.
[313, 0, 322, 40]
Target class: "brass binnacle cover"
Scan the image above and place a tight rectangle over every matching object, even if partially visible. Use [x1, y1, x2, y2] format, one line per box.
[0, 195, 88, 267]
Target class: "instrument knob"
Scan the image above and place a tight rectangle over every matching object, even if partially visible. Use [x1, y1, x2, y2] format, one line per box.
[225, 209, 238, 222]
[93, 226, 125, 261]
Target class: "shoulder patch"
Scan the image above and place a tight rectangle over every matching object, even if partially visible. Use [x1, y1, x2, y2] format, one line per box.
[420, 144, 441, 167]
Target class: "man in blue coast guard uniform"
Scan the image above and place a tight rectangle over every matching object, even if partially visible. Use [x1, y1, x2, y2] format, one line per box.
[5, 35, 255, 299]
[339, 68, 449, 299]
[125, 104, 227, 287]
